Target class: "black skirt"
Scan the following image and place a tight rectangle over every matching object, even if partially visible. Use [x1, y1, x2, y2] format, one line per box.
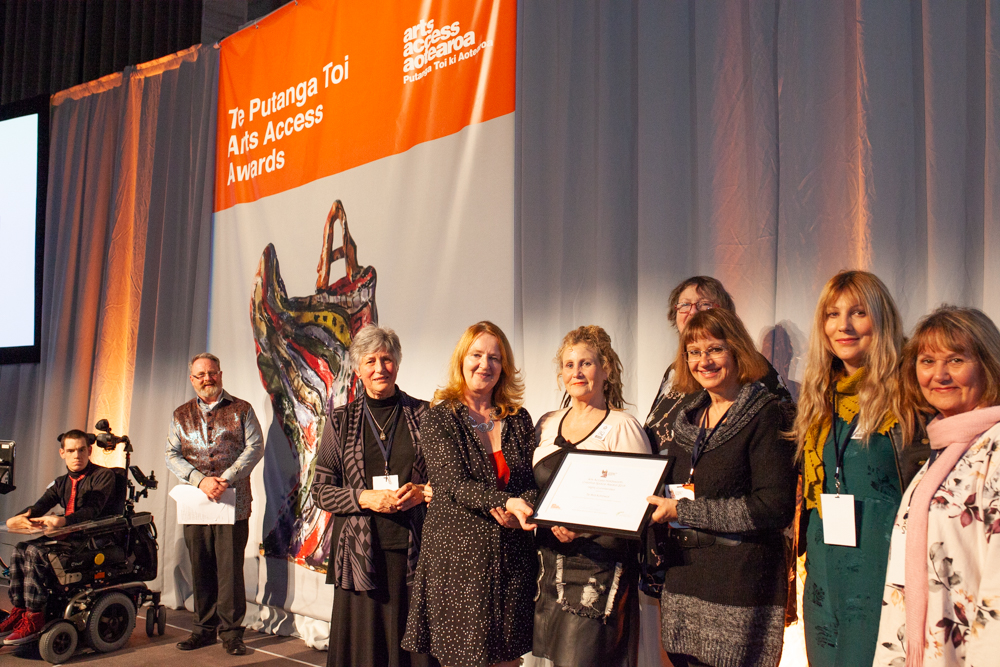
[532, 540, 640, 667]
[328, 548, 438, 667]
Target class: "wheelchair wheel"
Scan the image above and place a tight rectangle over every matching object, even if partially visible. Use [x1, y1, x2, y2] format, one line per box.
[156, 605, 166, 636]
[145, 607, 156, 637]
[39, 621, 78, 664]
[86, 591, 135, 653]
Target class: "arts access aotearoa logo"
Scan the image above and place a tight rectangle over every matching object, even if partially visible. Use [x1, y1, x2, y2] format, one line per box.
[402, 17, 491, 84]
[252, 200, 377, 571]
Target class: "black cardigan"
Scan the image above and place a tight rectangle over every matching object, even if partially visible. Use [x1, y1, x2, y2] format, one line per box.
[658, 382, 797, 667]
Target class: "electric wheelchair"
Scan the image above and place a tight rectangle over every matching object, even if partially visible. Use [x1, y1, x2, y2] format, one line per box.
[1, 420, 165, 663]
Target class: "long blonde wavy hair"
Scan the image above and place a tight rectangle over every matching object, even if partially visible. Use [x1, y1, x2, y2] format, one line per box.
[555, 325, 626, 410]
[793, 270, 907, 456]
[432, 321, 524, 418]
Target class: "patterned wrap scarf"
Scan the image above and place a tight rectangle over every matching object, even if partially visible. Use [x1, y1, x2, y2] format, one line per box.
[802, 367, 897, 517]
[904, 405, 1000, 667]
[330, 392, 427, 592]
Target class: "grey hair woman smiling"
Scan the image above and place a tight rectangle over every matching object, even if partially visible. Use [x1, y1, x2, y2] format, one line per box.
[311, 324, 436, 667]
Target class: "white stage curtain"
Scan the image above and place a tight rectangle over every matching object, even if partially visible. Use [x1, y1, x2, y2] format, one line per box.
[519, 0, 1000, 418]
[0, 45, 218, 607]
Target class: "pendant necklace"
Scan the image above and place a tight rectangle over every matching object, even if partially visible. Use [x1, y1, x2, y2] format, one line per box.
[370, 405, 398, 441]
[468, 410, 496, 433]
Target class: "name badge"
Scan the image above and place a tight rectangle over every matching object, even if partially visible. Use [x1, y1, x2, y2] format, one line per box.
[373, 475, 399, 491]
[820, 493, 857, 547]
[850, 428, 866, 441]
[885, 523, 906, 586]
[593, 423, 612, 441]
[667, 483, 694, 529]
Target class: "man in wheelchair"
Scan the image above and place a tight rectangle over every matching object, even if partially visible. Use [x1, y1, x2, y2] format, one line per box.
[0, 430, 117, 645]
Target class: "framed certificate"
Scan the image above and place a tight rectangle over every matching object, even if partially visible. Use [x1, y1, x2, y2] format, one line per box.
[532, 450, 671, 539]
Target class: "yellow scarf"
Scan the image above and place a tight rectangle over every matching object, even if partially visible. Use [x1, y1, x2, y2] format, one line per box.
[802, 368, 897, 516]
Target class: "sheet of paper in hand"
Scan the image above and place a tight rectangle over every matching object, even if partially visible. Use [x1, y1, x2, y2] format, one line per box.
[170, 485, 236, 525]
[532, 450, 671, 539]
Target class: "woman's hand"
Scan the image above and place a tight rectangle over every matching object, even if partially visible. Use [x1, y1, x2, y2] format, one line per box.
[394, 483, 424, 512]
[490, 507, 521, 529]
[505, 497, 537, 531]
[646, 496, 679, 524]
[359, 489, 399, 513]
[551, 526, 579, 542]
[422, 482, 433, 504]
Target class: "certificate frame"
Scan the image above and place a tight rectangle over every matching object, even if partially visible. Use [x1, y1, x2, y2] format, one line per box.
[531, 450, 671, 539]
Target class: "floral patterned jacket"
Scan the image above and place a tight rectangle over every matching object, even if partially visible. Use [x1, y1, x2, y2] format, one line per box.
[873, 421, 1000, 667]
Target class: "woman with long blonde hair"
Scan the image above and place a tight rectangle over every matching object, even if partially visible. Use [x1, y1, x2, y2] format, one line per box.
[795, 271, 928, 667]
[403, 322, 537, 667]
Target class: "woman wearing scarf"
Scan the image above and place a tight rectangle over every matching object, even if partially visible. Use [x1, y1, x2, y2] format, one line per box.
[310, 325, 436, 667]
[873, 306, 1000, 666]
[795, 271, 929, 667]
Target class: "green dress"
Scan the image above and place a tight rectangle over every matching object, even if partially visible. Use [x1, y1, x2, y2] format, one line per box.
[803, 413, 902, 667]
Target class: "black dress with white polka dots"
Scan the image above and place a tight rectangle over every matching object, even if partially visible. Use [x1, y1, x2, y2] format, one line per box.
[402, 401, 538, 667]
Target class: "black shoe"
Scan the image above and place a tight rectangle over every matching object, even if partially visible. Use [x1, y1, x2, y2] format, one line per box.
[223, 637, 247, 656]
[177, 633, 217, 650]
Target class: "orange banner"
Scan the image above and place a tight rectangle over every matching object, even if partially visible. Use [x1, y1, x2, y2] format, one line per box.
[214, 0, 516, 212]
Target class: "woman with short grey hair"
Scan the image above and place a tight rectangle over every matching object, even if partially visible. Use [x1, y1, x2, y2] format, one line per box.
[311, 324, 437, 667]
[348, 325, 402, 372]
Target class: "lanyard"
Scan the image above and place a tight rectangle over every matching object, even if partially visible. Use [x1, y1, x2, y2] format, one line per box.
[364, 400, 400, 476]
[830, 393, 857, 495]
[689, 404, 730, 483]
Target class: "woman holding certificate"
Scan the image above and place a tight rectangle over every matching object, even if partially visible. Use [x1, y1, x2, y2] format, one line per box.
[531, 325, 651, 667]
[646, 308, 796, 667]
[873, 306, 1000, 667]
[794, 271, 927, 667]
[310, 325, 434, 667]
[403, 322, 537, 667]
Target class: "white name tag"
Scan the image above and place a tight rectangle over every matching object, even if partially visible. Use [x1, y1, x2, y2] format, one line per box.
[667, 483, 694, 529]
[820, 493, 857, 547]
[885, 523, 907, 586]
[850, 428, 866, 441]
[373, 475, 399, 491]
[593, 422, 612, 441]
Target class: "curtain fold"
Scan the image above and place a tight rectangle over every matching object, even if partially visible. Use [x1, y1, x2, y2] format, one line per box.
[0, 0, 202, 105]
[0, 44, 217, 605]
[518, 0, 1000, 420]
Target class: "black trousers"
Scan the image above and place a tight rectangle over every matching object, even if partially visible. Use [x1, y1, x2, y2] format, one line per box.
[183, 519, 249, 640]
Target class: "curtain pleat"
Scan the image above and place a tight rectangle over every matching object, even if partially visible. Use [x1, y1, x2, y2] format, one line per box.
[0, 0, 202, 105]
[0, 44, 216, 605]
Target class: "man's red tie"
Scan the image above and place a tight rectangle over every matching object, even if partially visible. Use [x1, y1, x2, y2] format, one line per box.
[65, 473, 86, 516]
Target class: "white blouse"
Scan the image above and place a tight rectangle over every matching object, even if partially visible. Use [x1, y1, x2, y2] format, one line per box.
[533, 407, 651, 466]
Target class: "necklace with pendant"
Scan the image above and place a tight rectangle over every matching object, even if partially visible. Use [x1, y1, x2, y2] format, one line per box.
[468, 411, 496, 433]
[371, 405, 398, 440]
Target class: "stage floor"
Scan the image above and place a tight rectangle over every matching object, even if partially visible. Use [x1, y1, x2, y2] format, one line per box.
[0, 584, 323, 667]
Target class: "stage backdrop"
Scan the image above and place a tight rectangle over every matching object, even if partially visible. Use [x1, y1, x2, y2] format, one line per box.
[211, 0, 517, 643]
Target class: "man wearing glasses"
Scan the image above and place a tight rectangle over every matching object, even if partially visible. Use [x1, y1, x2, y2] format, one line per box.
[166, 353, 264, 656]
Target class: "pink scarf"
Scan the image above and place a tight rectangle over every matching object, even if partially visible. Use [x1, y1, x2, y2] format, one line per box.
[905, 406, 1000, 667]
